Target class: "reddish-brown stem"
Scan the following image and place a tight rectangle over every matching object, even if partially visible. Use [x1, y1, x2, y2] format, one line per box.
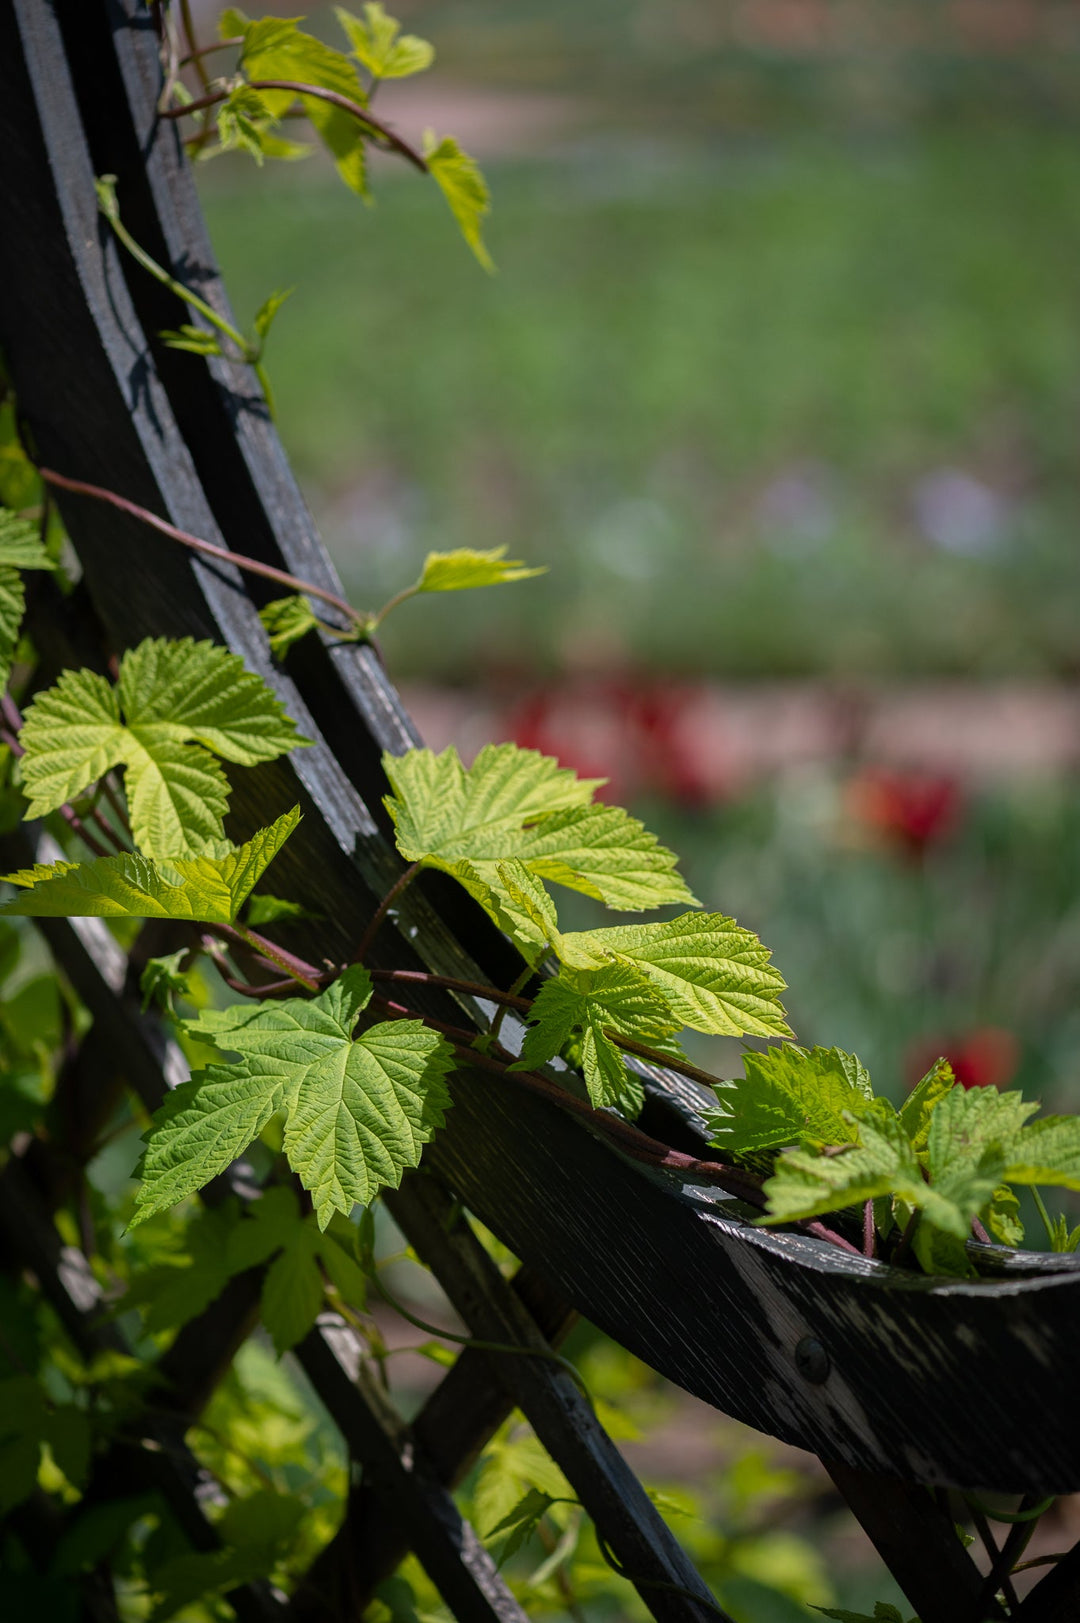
[863, 1199, 876, 1258]
[971, 1215, 992, 1245]
[180, 36, 242, 68]
[59, 804, 112, 860]
[607, 1030, 740, 1095]
[214, 921, 322, 992]
[160, 79, 428, 173]
[1, 693, 25, 753]
[369, 966, 530, 1010]
[39, 468, 363, 627]
[353, 861, 421, 964]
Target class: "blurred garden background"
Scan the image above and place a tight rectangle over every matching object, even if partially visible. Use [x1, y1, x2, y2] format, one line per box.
[180, 1, 1080, 1615]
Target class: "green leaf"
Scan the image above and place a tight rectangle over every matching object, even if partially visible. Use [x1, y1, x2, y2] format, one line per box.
[239, 16, 370, 197]
[259, 594, 319, 657]
[139, 949, 191, 1013]
[472, 1432, 572, 1540]
[422, 132, 494, 271]
[415, 547, 545, 595]
[489, 858, 561, 956]
[19, 637, 307, 856]
[560, 911, 790, 1039]
[335, 4, 435, 79]
[227, 1185, 304, 1272]
[1049, 1212, 1080, 1253]
[2, 806, 300, 923]
[899, 1057, 955, 1156]
[0, 568, 27, 696]
[815, 1606, 915, 1623]
[1002, 1114, 1080, 1192]
[148, 1546, 278, 1623]
[219, 7, 249, 38]
[515, 964, 681, 1113]
[0, 508, 56, 571]
[761, 1104, 927, 1227]
[485, 1487, 556, 1566]
[245, 890, 315, 926]
[133, 968, 455, 1229]
[252, 286, 294, 342]
[0, 509, 56, 693]
[261, 1221, 324, 1354]
[159, 324, 225, 357]
[216, 84, 276, 163]
[983, 1184, 1024, 1247]
[384, 742, 695, 924]
[706, 1044, 872, 1155]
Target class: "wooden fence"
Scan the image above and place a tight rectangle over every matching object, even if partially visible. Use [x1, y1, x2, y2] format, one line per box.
[2, 4, 1080, 1620]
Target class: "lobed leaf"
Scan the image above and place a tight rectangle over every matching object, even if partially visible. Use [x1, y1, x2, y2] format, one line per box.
[707, 1044, 873, 1156]
[19, 638, 307, 857]
[259, 594, 319, 657]
[134, 967, 455, 1229]
[559, 911, 790, 1039]
[423, 132, 494, 271]
[515, 963, 682, 1113]
[0, 509, 56, 572]
[1, 807, 300, 923]
[415, 547, 545, 595]
[335, 3, 435, 79]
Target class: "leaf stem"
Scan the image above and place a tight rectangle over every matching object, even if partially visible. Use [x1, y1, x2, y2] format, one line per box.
[160, 79, 430, 174]
[368, 1269, 593, 1404]
[366, 581, 419, 632]
[489, 950, 550, 1045]
[891, 1207, 921, 1267]
[863, 1198, 876, 1259]
[223, 922, 321, 992]
[96, 177, 252, 360]
[607, 1030, 746, 1096]
[353, 860, 422, 964]
[369, 966, 530, 1010]
[1031, 1184, 1057, 1247]
[38, 468, 364, 627]
[180, 36, 242, 69]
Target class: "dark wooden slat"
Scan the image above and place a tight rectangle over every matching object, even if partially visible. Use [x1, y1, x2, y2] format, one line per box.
[295, 1321, 529, 1623]
[1015, 1543, 1080, 1621]
[289, 1264, 578, 1616]
[386, 1173, 728, 1623]
[824, 1462, 1004, 1623]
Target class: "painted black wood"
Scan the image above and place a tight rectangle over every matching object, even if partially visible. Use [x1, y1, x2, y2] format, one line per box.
[4, 3, 1080, 1619]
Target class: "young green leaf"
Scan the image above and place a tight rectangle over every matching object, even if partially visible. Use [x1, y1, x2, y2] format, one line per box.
[383, 742, 695, 925]
[18, 638, 307, 856]
[245, 891, 315, 926]
[898, 1057, 955, 1156]
[486, 1487, 556, 1567]
[216, 84, 276, 162]
[706, 1044, 873, 1156]
[472, 1431, 573, 1541]
[2, 806, 300, 922]
[259, 594, 320, 658]
[260, 1221, 325, 1355]
[335, 3, 435, 79]
[423, 132, 493, 271]
[139, 949, 191, 1013]
[0, 507, 57, 693]
[252, 286, 294, 342]
[514, 963, 681, 1113]
[133, 967, 455, 1229]
[559, 911, 790, 1039]
[158, 324, 225, 357]
[239, 15, 371, 197]
[415, 547, 545, 595]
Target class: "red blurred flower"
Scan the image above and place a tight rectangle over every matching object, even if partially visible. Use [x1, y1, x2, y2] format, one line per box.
[846, 766, 962, 858]
[906, 1027, 1020, 1092]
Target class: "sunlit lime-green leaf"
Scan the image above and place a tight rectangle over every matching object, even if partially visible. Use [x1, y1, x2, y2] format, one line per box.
[135, 968, 454, 1228]
[707, 1044, 872, 1155]
[761, 1105, 925, 1228]
[216, 84, 275, 161]
[239, 15, 370, 195]
[423, 132, 493, 271]
[1002, 1114, 1080, 1192]
[472, 1431, 573, 1541]
[415, 547, 545, 595]
[515, 964, 680, 1113]
[560, 911, 789, 1039]
[384, 742, 694, 925]
[19, 638, 307, 856]
[983, 1184, 1024, 1248]
[335, 3, 434, 79]
[486, 1487, 555, 1567]
[259, 594, 319, 657]
[1, 807, 300, 923]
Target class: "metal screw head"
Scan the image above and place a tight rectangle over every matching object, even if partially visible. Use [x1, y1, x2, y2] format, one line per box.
[794, 1336, 830, 1384]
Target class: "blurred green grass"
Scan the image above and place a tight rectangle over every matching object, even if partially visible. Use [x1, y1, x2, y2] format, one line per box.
[202, 126, 1080, 681]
